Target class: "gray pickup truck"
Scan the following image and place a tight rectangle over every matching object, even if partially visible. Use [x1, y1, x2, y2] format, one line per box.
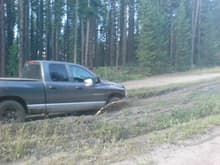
[0, 60, 126, 122]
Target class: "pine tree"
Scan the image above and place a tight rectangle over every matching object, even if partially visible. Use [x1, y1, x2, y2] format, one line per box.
[191, 0, 201, 67]
[73, 0, 79, 63]
[199, 0, 220, 66]
[64, 0, 74, 61]
[30, 0, 37, 59]
[174, 0, 191, 71]
[0, 0, 6, 76]
[127, 0, 135, 64]
[18, 0, 25, 76]
[137, 0, 169, 73]
[120, 0, 128, 65]
[107, 0, 117, 66]
[37, 0, 44, 59]
[7, 42, 18, 76]
[5, 0, 16, 56]
[5, 0, 17, 75]
[52, 0, 65, 60]
[45, 0, 52, 60]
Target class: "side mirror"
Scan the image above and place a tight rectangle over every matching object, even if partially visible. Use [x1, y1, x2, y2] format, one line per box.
[96, 77, 101, 83]
[84, 78, 94, 87]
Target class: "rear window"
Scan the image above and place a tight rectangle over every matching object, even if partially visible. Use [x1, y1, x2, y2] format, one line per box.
[22, 63, 42, 79]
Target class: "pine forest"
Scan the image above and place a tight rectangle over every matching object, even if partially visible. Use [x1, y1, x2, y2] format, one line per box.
[0, 0, 220, 76]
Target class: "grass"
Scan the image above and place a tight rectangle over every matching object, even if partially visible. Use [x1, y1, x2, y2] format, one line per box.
[144, 113, 220, 147]
[92, 90, 220, 141]
[94, 66, 149, 82]
[128, 84, 185, 99]
[94, 65, 220, 82]
[188, 66, 220, 74]
[1, 80, 220, 164]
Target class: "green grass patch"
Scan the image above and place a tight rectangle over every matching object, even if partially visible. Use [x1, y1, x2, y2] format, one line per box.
[127, 80, 203, 99]
[128, 85, 182, 99]
[187, 66, 220, 74]
[92, 90, 220, 142]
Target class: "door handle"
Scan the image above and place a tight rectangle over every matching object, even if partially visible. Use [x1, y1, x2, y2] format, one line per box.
[75, 86, 83, 89]
[48, 85, 56, 89]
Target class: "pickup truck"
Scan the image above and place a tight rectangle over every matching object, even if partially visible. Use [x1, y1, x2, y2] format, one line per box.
[0, 60, 126, 122]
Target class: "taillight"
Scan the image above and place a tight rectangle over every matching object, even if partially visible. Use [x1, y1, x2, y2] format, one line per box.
[28, 61, 36, 65]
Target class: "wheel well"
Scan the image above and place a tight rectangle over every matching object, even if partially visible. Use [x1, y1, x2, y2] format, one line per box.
[108, 93, 123, 101]
[0, 97, 27, 113]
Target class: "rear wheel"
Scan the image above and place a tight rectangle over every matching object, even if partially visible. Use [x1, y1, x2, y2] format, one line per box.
[0, 100, 25, 123]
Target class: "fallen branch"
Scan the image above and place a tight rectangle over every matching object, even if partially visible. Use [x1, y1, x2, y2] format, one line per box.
[96, 99, 128, 115]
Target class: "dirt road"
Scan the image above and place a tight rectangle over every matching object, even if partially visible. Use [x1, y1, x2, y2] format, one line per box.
[114, 128, 220, 165]
[152, 128, 220, 165]
[123, 72, 220, 90]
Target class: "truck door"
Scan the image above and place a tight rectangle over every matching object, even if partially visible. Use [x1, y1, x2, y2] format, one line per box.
[45, 63, 78, 113]
[45, 63, 105, 113]
[68, 64, 106, 102]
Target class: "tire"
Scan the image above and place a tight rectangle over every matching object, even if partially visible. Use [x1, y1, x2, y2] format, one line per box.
[0, 100, 25, 123]
[108, 97, 121, 104]
[96, 97, 123, 115]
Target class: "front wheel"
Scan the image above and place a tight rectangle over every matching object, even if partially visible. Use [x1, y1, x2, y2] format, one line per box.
[0, 100, 25, 123]
[108, 97, 121, 104]
[96, 97, 123, 115]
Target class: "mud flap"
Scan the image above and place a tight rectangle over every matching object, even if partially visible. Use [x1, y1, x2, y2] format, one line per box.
[96, 99, 127, 115]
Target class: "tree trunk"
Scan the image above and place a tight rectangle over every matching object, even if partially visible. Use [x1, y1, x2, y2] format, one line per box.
[109, 0, 116, 66]
[6, 0, 16, 63]
[85, 0, 90, 67]
[0, 0, 5, 76]
[169, 13, 174, 67]
[18, 0, 29, 76]
[88, 16, 95, 68]
[191, 0, 200, 68]
[127, 0, 135, 64]
[51, 25, 55, 60]
[73, 0, 78, 63]
[55, 28, 59, 60]
[197, 0, 202, 65]
[120, 0, 128, 65]
[46, 0, 52, 60]
[24, 0, 30, 61]
[37, 0, 44, 59]
[18, 0, 24, 76]
[80, 20, 85, 65]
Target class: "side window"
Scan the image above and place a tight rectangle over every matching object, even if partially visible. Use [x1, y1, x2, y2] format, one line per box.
[49, 64, 69, 82]
[69, 65, 94, 83]
[22, 64, 42, 79]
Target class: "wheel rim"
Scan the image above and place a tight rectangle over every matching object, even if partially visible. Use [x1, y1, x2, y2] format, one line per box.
[2, 106, 17, 122]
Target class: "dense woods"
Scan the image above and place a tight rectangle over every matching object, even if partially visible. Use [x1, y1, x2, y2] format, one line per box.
[0, 0, 220, 76]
